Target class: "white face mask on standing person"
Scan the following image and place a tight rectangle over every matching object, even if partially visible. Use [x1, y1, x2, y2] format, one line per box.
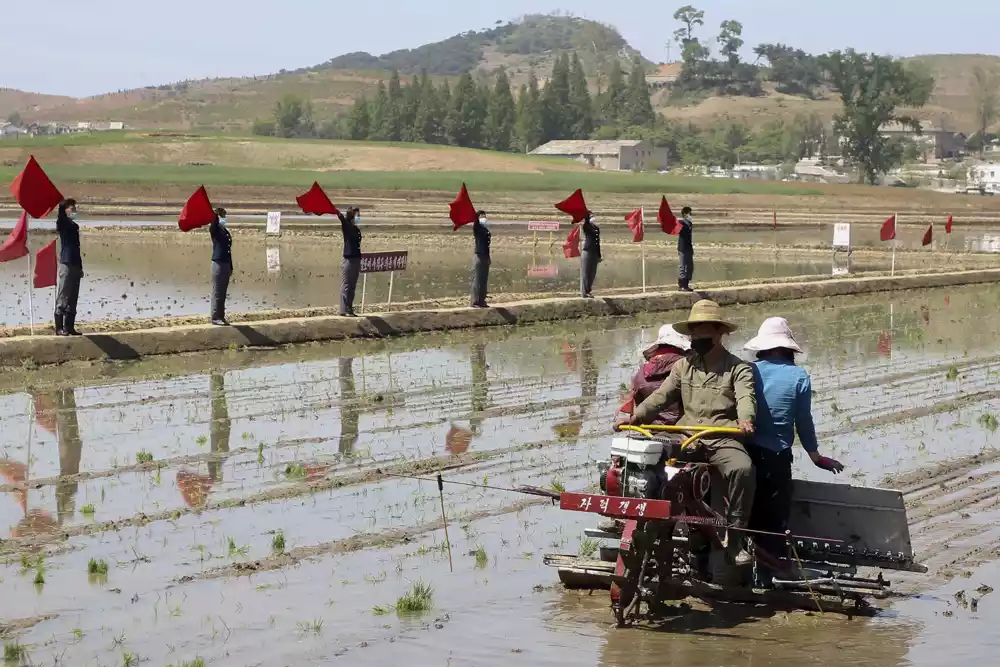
[479, 215, 489, 227]
[68, 209, 78, 220]
[218, 217, 227, 228]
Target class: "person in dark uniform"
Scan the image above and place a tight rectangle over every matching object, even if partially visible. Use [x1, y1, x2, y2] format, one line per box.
[471, 209, 491, 308]
[580, 212, 601, 298]
[55, 198, 83, 336]
[209, 207, 233, 326]
[678, 206, 694, 292]
[338, 207, 362, 316]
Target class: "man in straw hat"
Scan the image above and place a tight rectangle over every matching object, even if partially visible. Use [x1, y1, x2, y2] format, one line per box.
[618, 299, 757, 571]
[744, 316, 843, 583]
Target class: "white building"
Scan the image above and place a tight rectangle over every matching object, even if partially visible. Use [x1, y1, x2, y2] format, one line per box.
[969, 163, 1000, 194]
[530, 139, 669, 172]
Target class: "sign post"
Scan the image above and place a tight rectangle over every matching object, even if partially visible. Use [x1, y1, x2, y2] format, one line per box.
[266, 247, 280, 273]
[265, 211, 282, 237]
[832, 223, 852, 277]
[359, 251, 409, 314]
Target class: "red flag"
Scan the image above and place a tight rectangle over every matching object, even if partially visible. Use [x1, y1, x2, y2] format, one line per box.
[625, 208, 644, 243]
[296, 181, 339, 216]
[880, 215, 896, 242]
[563, 225, 581, 258]
[33, 240, 57, 288]
[449, 183, 477, 231]
[178, 186, 216, 232]
[555, 189, 589, 223]
[9, 156, 63, 219]
[0, 211, 29, 263]
[657, 196, 681, 234]
[876, 331, 892, 357]
[619, 395, 635, 415]
[945, 215, 953, 234]
[922, 224, 933, 246]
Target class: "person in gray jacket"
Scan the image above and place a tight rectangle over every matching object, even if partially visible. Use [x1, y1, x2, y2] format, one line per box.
[338, 207, 362, 317]
[471, 209, 491, 308]
[209, 207, 233, 326]
[580, 212, 601, 298]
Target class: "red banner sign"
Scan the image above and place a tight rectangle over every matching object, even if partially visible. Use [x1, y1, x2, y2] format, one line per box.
[360, 251, 408, 273]
[560, 492, 673, 519]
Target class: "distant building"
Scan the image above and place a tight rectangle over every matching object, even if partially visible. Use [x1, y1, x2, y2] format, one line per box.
[646, 63, 681, 89]
[879, 121, 966, 160]
[969, 163, 1000, 194]
[530, 139, 669, 172]
[0, 125, 28, 139]
[731, 164, 780, 180]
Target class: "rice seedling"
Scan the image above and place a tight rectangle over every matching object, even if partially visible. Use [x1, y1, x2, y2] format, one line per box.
[195, 435, 207, 447]
[71, 629, 84, 641]
[947, 366, 960, 381]
[88, 558, 109, 576]
[257, 442, 265, 465]
[371, 605, 391, 616]
[227, 537, 249, 557]
[395, 580, 434, 615]
[33, 565, 45, 586]
[80, 504, 96, 517]
[271, 531, 286, 553]
[4, 642, 25, 663]
[168, 660, 205, 667]
[978, 413, 999, 432]
[285, 462, 307, 479]
[136, 450, 153, 464]
[550, 478, 566, 493]
[296, 618, 324, 634]
[473, 545, 488, 569]
[122, 652, 138, 667]
[578, 538, 599, 559]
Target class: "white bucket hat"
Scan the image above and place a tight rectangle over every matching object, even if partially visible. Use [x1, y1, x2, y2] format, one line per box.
[643, 324, 691, 359]
[744, 317, 804, 355]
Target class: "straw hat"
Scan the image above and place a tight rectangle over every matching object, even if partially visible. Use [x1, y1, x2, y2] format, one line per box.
[643, 324, 691, 358]
[673, 300, 738, 336]
[744, 317, 803, 354]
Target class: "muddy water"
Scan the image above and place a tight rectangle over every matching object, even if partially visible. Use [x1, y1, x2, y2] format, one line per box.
[0, 224, 970, 326]
[4, 286, 1000, 665]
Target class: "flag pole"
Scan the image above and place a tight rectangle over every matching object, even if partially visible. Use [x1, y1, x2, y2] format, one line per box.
[27, 237, 35, 336]
[891, 212, 897, 277]
[640, 207, 646, 293]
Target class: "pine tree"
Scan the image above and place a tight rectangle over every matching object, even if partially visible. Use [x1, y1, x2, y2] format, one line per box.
[400, 75, 421, 142]
[568, 53, 594, 139]
[370, 81, 389, 140]
[601, 59, 627, 125]
[446, 72, 485, 148]
[347, 96, 371, 140]
[385, 69, 403, 141]
[515, 72, 544, 152]
[623, 56, 655, 127]
[414, 73, 441, 144]
[485, 68, 516, 152]
[542, 53, 572, 142]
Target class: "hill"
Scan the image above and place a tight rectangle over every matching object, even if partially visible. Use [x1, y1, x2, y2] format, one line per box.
[0, 88, 73, 119]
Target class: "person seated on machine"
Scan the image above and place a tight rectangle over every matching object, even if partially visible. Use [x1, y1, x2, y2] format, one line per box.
[630, 324, 690, 426]
[743, 317, 844, 584]
[618, 300, 757, 570]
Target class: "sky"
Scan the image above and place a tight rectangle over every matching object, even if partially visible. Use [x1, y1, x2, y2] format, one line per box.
[5, 0, 999, 98]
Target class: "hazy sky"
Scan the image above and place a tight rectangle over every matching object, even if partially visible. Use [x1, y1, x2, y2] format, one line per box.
[5, 0, 999, 97]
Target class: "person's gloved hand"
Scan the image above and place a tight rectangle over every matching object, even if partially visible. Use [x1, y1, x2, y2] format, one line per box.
[814, 456, 844, 474]
[614, 414, 632, 429]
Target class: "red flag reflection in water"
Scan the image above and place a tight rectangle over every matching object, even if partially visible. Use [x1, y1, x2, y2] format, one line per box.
[176, 469, 213, 508]
[560, 343, 578, 372]
[445, 424, 473, 455]
[877, 331, 892, 357]
[32, 392, 57, 435]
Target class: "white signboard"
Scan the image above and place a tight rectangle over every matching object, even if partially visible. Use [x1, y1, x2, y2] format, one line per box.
[832, 265, 849, 276]
[833, 223, 851, 249]
[528, 221, 560, 232]
[266, 247, 280, 273]
[265, 211, 282, 236]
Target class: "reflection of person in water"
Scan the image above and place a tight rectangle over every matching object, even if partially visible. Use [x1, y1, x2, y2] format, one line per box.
[553, 338, 597, 440]
[177, 372, 231, 508]
[447, 343, 490, 455]
[55, 387, 83, 524]
[338, 357, 360, 455]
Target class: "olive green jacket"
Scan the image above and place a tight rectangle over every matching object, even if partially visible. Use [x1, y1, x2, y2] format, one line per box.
[632, 350, 756, 430]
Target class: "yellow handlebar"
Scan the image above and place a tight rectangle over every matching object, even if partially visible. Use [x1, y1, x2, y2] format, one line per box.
[616, 423, 743, 450]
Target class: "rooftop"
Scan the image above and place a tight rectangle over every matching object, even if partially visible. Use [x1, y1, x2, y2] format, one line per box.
[530, 139, 645, 156]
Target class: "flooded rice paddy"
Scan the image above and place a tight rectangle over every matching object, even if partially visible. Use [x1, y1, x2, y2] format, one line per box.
[0, 225, 977, 326]
[4, 284, 1000, 665]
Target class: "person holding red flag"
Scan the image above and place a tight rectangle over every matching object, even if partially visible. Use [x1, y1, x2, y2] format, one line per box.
[470, 210, 491, 308]
[580, 212, 601, 298]
[338, 207, 362, 316]
[209, 207, 233, 325]
[54, 198, 84, 335]
[677, 206, 695, 292]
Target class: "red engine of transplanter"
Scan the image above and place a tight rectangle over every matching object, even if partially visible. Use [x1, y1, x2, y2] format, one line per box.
[605, 457, 623, 496]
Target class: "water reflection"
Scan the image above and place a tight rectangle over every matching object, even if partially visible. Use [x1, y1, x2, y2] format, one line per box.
[339, 357, 359, 456]
[446, 343, 489, 455]
[55, 388, 83, 523]
[553, 338, 597, 440]
[176, 372, 231, 508]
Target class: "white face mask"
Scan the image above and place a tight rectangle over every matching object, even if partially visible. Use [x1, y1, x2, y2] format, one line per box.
[68, 211, 78, 220]
[218, 217, 228, 228]
[354, 215, 361, 225]
[589, 217, 597, 224]
[479, 217, 488, 227]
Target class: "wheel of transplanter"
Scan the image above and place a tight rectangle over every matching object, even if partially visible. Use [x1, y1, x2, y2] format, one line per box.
[611, 519, 642, 627]
[692, 465, 711, 501]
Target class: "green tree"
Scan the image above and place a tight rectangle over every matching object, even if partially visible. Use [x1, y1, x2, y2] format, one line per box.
[400, 74, 422, 142]
[273, 95, 314, 138]
[971, 66, 1000, 158]
[446, 71, 486, 148]
[622, 56, 655, 127]
[542, 52, 572, 141]
[672, 6, 705, 45]
[414, 75, 443, 144]
[568, 52, 594, 138]
[717, 20, 743, 68]
[600, 59, 627, 125]
[369, 82, 389, 140]
[515, 73, 544, 152]
[384, 69, 403, 141]
[822, 50, 934, 184]
[484, 68, 516, 151]
[6, 111, 23, 127]
[347, 96, 371, 140]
